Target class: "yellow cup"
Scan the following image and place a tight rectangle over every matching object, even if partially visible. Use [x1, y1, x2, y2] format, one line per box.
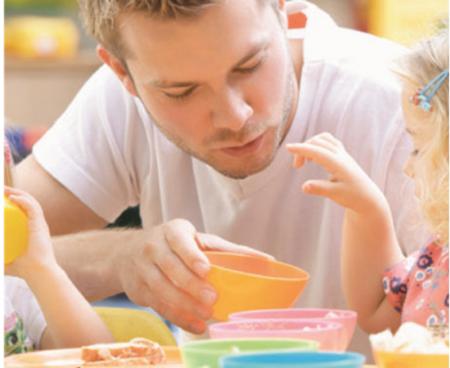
[4, 197, 28, 265]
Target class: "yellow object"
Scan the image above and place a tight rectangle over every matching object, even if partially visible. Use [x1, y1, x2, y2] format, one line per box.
[374, 350, 449, 368]
[5, 16, 79, 59]
[205, 251, 310, 321]
[368, 0, 448, 45]
[4, 197, 28, 265]
[94, 306, 177, 346]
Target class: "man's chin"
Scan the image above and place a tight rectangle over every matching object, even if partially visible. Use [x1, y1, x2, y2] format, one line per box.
[209, 154, 276, 179]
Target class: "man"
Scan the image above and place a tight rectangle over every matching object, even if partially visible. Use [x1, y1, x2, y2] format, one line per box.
[16, 0, 423, 353]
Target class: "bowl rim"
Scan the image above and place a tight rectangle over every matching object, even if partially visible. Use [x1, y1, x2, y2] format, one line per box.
[205, 251, 310, 282]
[229, 308, 357, 321]
[209, 319, 343, 334]
[219, 350, 366, 365]
[373, 349, 450, 357]
[181, 337, 317, 354]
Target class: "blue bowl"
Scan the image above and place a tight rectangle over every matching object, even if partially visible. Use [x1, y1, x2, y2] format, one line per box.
[220, 351, 365, 368]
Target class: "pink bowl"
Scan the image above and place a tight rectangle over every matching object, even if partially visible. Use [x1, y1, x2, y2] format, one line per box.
[229, 308, 357, 351]
[209, 319, 343, 351]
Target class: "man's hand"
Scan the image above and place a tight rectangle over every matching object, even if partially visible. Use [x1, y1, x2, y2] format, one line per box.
[113, 218, 273, 334]
[286, 132, 389, 216]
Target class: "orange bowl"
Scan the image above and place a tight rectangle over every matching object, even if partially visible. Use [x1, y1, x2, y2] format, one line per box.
[205, 252, 310, 321]
[374, 350, 449, 368]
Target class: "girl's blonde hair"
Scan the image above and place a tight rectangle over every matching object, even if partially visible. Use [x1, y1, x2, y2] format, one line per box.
[397, 29, 449, 245]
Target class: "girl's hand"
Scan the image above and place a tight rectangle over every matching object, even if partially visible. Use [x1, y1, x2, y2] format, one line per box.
[5, 186, 58, 279]
[286, 133, 388, 215]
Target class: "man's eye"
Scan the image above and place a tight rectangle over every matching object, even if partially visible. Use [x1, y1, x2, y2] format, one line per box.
[411, 149, 419, 156]
[236, 59, 263, 74]
[164, 87, 196, 100]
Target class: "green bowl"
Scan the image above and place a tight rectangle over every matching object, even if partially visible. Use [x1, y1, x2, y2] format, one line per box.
[181, 338, 317, 368]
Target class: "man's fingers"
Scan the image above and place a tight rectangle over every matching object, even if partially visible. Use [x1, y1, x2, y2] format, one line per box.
[155, 251, 217, 306]
[151, 297, 207, 334]
[128, 278, 208, 334]
[164, 220, 210, 278]
[196, 233, 275, 260]
[135, 262, 213, 322]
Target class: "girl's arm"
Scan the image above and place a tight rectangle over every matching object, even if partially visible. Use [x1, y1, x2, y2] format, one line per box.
[20, 262, 113, 349]
[287, 133, 404, 333]
[341, 204, 402, 333]
[5, 187, 113, 349]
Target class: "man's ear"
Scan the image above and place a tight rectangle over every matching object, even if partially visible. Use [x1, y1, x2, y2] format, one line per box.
[97, 45, 138, 97]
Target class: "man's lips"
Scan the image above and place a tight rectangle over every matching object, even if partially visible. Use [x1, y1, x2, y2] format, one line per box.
[219, 132, 267, 157]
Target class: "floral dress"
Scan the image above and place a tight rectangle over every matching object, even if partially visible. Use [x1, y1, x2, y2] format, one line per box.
[4, 276, 46, 357]
[383, 242, 449, 327]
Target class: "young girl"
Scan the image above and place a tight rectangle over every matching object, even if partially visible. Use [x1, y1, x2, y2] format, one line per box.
[4, 142, 113, 356]
[287, 30, 448, 334]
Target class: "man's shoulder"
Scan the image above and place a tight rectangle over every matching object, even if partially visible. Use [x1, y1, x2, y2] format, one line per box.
[84, 65, 134, 101]
[72, 65, 152, 130]
[306, 27, 407, 85]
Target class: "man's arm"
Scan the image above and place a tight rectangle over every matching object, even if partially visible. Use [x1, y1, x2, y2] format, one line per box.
[14, 157, 209, 330]
[15, 155, 107, 235]
[15, 155, 273, 334]
[52, 228, 146, 301]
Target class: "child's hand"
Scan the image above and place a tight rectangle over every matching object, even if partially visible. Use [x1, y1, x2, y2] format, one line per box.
[5, 186, 58, 279]
[287, 133, 388, 215]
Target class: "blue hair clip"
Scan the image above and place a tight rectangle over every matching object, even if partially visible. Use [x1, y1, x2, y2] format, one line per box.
[410, 69, 449, 112]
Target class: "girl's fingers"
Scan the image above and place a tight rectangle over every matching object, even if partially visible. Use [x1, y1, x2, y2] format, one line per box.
[307, 135, 341, 152]
[293, 155, 305, 169]
[302, 179, 339, 198]
[7, 190, 45, 223]
[4, 186, 25, 197]
[314, 132, 343, 147]
[7, 194, 41, 221]
[287, 143, 341, 173]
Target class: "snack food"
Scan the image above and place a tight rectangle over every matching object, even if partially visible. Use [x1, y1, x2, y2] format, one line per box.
[81, 337, 166, 366]
[370, 322, 449, 354]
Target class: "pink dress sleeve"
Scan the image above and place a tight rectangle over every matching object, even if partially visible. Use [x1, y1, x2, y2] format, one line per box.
[382, 242, 449, 326]
[383, 250, 420, 313]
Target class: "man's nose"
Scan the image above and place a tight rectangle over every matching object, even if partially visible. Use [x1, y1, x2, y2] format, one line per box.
[210, 86, 253, 131]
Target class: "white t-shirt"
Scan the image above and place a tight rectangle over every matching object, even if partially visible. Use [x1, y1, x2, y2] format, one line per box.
[33, 1, 426, 356]
[4, 276, 46, 356]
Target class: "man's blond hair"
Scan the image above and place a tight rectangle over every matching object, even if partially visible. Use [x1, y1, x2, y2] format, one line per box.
[78, 0, 276, 59]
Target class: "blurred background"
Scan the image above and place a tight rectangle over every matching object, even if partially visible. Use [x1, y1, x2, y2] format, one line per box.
[5, 0, 449, 131]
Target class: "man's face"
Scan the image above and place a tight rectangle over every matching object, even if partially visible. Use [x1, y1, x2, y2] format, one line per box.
[119, 0, 297, 179]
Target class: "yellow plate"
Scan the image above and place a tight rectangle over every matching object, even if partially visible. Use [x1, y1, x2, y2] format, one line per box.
[4, 346, 182, 367]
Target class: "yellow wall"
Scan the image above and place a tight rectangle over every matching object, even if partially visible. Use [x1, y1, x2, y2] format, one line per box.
[369, 0, 448, 45]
